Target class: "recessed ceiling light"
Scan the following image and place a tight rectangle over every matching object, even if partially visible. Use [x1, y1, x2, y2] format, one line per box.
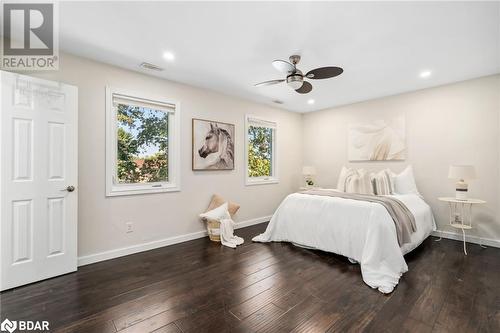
[419, 70, 432, 78]
[163, 51, 175, 61]
[307, 99, 315, 105]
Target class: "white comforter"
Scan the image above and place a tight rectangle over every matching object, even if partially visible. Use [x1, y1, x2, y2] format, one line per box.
[252, 192, 436, 293]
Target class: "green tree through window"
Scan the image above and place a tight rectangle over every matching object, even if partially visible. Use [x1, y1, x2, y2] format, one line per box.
[248, 125, 273, 177]
[116, 104, 168, 183]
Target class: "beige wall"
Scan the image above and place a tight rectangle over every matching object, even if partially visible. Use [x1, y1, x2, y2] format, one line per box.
[30, 53, 302, 258]
[302, 75, 500, 241]
[27, 53, 500, 259]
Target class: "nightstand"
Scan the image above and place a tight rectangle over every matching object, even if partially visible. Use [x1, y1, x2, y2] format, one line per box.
[438, 197, 486, 255]
[299, 186, 322, 191]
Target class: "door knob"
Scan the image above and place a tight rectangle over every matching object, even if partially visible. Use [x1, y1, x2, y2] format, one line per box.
[63, 186, 75, 192]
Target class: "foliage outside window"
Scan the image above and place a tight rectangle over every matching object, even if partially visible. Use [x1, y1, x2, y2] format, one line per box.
[248, 125, 272, 177]
[106, 87, 180, 196]
[116, 104, 168, 183]
[246, 116, 278, 185]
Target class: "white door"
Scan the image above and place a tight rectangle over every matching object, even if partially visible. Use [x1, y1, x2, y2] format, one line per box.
[0, 71, 78, 291]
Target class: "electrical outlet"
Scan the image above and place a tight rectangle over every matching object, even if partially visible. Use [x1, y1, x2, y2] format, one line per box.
[126, 222, 133, 233]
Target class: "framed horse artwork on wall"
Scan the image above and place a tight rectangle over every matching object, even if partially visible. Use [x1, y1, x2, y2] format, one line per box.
[192, 118, 235, 170]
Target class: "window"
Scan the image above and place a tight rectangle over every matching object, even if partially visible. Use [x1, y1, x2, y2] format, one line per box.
[106, 87, 180, 196]
[245, 115, 278, 185]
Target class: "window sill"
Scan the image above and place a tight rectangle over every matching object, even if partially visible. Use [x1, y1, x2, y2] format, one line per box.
[245, 178, 279, 186]
[106, 184, 180, 197]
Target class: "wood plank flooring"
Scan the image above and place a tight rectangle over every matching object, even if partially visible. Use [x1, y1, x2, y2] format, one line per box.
[1, 223, 499, 332]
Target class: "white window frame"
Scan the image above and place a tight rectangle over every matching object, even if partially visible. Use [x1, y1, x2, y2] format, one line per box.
[245, 114, 278, 186]
[105, 86, 181, 196]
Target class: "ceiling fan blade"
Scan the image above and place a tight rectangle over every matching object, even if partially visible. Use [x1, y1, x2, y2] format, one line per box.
[272, 60, 295, 74]
[295, 81, 312, 94]
[254, 79, 285, 87]
[306, 66, 343, 79]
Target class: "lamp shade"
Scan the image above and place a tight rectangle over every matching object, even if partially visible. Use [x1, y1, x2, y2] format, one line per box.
[302, 166, 316, 175]
[448, 165, 476, 180]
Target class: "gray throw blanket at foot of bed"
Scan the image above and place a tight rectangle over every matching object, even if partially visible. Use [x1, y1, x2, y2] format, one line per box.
[301, 189, 417, 246]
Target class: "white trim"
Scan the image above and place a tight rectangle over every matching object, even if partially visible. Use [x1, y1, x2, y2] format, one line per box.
[246, 178, 280, 186]
[105, 86, 181, 196]
[432, 230, 500, 248]
[233, 215, 272, 229]
[112, 93, 175, 112]
[246, 116, 277, 129]
[77, 215, 272, 266]
[245, 114, 279, 186]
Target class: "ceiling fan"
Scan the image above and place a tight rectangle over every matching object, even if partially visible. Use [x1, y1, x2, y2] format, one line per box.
[254, 55, 343, 94]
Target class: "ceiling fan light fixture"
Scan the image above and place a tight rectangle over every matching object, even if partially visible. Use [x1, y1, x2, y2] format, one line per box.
[287, 74, 303, 90]
[255, 55, 343, 95]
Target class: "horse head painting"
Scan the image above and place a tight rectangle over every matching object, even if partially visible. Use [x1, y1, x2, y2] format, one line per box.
[193, 119, 235, 170]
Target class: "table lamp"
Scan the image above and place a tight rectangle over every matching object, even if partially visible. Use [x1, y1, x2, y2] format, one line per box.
[302, 166, 316, 187]
[448, 165, 476, 200]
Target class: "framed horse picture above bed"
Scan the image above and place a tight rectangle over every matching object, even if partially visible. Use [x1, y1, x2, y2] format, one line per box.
[192, 118, 235, 170]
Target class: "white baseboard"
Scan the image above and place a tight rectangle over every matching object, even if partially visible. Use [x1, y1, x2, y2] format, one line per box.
[77, 215, 271, 266]
[431, 230, 500, 248]
[233, 215, 271, 229]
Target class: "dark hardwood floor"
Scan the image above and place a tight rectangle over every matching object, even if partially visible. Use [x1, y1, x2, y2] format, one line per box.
[1, 223, 499, 333]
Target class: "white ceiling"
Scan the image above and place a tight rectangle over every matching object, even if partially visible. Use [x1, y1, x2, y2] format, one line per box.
[58, 1, 500, 113]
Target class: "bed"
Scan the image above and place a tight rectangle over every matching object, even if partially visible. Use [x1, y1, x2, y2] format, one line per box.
[252, 189, 436, 293]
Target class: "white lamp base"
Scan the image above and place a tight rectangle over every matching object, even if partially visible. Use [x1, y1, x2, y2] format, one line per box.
[455, 180, 468, 200]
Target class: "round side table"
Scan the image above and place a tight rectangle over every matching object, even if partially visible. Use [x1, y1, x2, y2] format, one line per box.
[438, 197, 486, 255]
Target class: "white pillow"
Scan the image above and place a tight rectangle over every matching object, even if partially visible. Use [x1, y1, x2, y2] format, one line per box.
[337, 166, 356, 192]
[358, 169, 374, 195]
[384, 169, 395, 194]
[200, 202, 231, 221]
[371, 170, 392, 195]
[345, 169, 374, 195]
[391, 166, 420, 195]
[336, 166, 348, 191]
